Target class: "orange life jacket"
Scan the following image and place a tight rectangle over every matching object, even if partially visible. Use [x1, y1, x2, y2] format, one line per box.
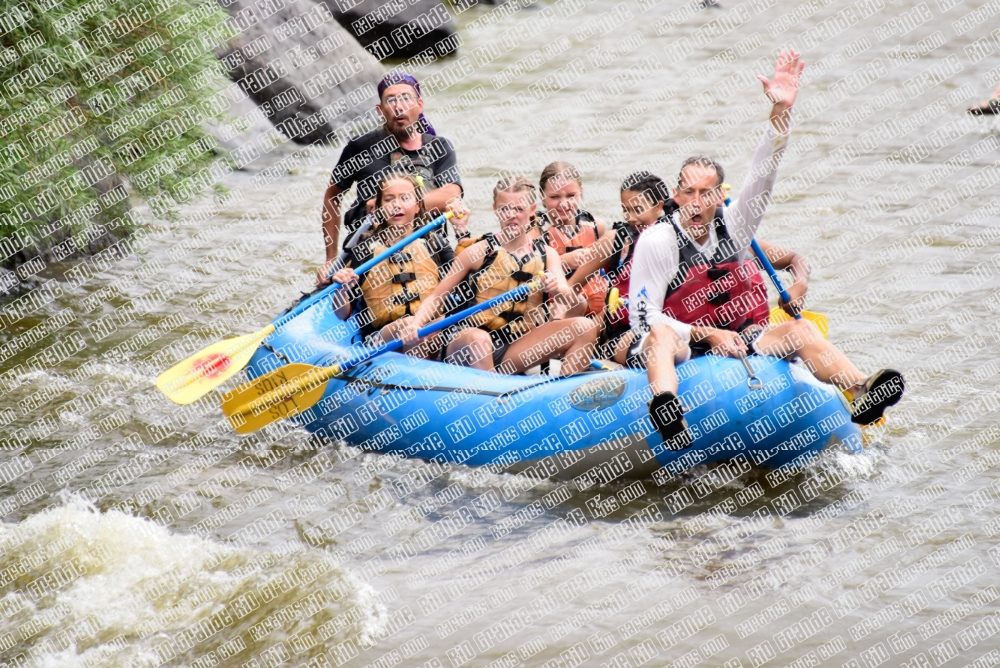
[541, 210, 605, 315]
[541, 209, 599, 256]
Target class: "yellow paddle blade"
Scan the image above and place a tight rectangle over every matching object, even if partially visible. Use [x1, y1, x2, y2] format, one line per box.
[769, 307, 829, 339]
[221, 362, 339, 434]
[607, 287, 625, 315]
[156, 325, 276, 405]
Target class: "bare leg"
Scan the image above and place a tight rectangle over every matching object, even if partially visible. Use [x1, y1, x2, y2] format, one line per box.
[501, 317, 598, 376]
[611, 331, 635, 365]
[754, 319, 866, 393]
[380, 321, 443, 360]
[445, 329, 495, 371]
[633, 324, 693, 450]
[636, 324, 690, 395]
[756, 319, 904, 425]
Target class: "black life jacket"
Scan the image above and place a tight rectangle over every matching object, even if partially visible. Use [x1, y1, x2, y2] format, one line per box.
[603, 219, 644, 338]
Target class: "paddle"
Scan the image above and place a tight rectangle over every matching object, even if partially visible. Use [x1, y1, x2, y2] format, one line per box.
[750, 239, 829, 339]
[156, 212, 454, 405]
[329, 217, 374, 274]
[222, 275, 544, 433]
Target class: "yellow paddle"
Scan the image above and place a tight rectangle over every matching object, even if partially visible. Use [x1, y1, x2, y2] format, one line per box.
[223, 362, 338, 434]
[768, 307, 829, 339]
[750, 239, 828, 340]
[157, 328, 279, 405]
[222, 276, 544, 434]
[156, 212, 453, 405]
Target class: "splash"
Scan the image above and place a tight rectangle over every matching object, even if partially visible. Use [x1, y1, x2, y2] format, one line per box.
[0, 497, 384, 667]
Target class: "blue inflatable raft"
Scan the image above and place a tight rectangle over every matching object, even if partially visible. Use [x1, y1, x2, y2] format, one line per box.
[245, 303, 862, 483]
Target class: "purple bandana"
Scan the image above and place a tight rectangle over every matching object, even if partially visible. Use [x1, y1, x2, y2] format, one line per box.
[377, 72, 436, 136]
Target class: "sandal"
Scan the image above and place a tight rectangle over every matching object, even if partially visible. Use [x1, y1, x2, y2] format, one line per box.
[968, 100, 1000, 116]
[649, 392, 693, 450]
[850, 369, 904, 425]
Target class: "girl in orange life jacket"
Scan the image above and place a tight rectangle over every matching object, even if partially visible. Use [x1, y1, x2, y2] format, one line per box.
[328, 173, 467, 358]
[538, 162, 608, 316]
[397, 176, 599, 376]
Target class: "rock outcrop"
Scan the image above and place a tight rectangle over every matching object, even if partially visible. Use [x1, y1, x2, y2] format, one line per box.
[204, 82, 289, 169]
[320, 0, 459, 61]
[217, 0, 386, 145]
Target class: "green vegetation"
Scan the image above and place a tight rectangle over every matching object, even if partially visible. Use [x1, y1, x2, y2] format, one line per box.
[0, 0, 233, 266]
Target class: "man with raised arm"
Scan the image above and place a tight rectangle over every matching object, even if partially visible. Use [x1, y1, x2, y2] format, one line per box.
[316, 73, 467, 285]
[628, 50, 904, 449]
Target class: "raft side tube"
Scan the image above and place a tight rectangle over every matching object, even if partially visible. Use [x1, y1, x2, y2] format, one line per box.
[244, 301, 862, 481]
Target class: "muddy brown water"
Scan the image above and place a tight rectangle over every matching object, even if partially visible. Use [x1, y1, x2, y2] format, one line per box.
[2, 0, 1000, 666]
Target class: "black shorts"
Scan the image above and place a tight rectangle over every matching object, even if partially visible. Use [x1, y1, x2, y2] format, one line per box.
[600, 328, 644, 369]
[489, 328, 520, 369]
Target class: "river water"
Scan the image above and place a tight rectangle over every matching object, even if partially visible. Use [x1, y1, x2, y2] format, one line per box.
[3, 0, 1000, 666]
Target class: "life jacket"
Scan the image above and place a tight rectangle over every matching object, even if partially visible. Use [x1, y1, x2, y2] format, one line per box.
[541, 209, 599, 257]
[465, 235, 549, 336]
[541, 210, 605, 315]
[662, 212, 770, 331]
[603, 220, 643, 338]
[358, 236, 440, 329]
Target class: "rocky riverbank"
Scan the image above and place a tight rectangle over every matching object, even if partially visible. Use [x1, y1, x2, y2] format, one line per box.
[215, 0, 461, 146]
[216, 0, 385, 145]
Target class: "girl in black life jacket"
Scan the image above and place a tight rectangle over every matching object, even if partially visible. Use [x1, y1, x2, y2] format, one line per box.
[569, 173, 692, 394]
[328, 173, 467, 359]
[397, 176, 599, 376]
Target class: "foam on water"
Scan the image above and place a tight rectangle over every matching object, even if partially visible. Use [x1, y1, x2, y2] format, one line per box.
[445, 463, 557, 495]
[827, 445, 879, 480]
[0, 497, 384, 667]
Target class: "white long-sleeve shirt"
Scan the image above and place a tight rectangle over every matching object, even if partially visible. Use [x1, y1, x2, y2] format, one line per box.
[629, 125, 789, 342]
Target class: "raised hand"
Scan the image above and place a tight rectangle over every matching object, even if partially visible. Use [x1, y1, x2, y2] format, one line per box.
[758, 49, 803, 107]
[757, 49, 804, 132]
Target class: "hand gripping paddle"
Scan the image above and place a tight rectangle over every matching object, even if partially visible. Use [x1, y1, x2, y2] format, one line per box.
[750, 239, 829, 339]
[156, 212, 453, 405]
